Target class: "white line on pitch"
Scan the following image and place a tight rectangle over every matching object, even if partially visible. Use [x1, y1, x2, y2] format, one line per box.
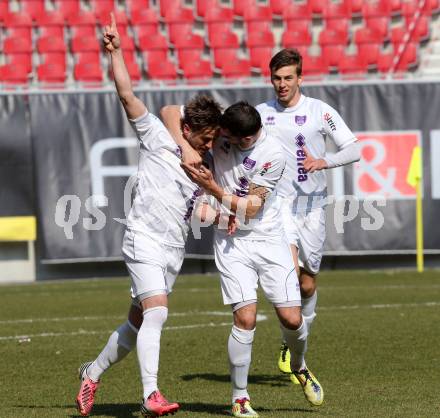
[0, 316, 268, 341]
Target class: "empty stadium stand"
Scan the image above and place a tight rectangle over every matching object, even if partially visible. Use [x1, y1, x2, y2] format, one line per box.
[0, 0, 439, 87]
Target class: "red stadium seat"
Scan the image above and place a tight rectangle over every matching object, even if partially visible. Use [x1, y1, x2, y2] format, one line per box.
[3, 37, 32, 54]
[74, 51, 101, 65]
[129, 8, 159, 26]
[53, 0, 80, 18]
[285, 19, 310, 33]
[142, 50, 168, 64]
[377, 43, 418, 73]
[119, 35, 136, 52]
[221, 59, 252, 78]
[324, 1, 352, 19]
[249, 47, 273, 75]
[3, 11, 33, 28]
[20, 0, 45, 20]
[40, 52, 66, 68]
[212, 48, 240, 69]
[337, 53, 368, 74]
[246, 31, 275, 48]
[164, 7, 194, 24]
[354, 28, 385, 44]
[243, 6, 273, 22]
[308, 0, 327, 16]
[181, 60, 213, 80]
[281, 29, 312, 48]
[365, 17, 389, 38]
[37, 62, 66, 83]
[0, 63, 30, 84]
[177, 49, 204, 67]
[196, 0, 219, 17]
[74, 61, 103, 82]
[126, 0, 150, 12]
[409, 15, 430, 41]
[204, 6, 234, 23]
[0, 1, 9, 23]
[357, 43, 380, 67]
[109, 52, 141, 81]
[233, 0, 254, 17]
[362, 1, 391, 18]
[345, 0, 363, 16]
[37, 36, 67, 53]
[168, 23, 193, 43]
[137, 33, 169, 52]
[319, 28, 349, 46]
[134, 25, 159, 39]
[269, 0, 289, 15]
[246, 21, 271, 34]
[283, 3, 312, 21]
[67, 11, 97, 27]
[39, 25, 64, 37]
[322, 45, 345, 68]
[70, 25, 96, 37]
[159, 0, 182, 17]
[5, 53, 32, 73]
[71, 35, 101, 53]
[207, 22, 233, 42]
[402, 0, 440, 15]
[35, 10, 65, 26]
[173, 33, 204, 50]
[6, 26, 32, 42]
[302, 53, 328, 76]
[147, 59, 178, 80]
[89, 0, 115, 16]
[325, 18, 350, 33]
[209, 31, 240, 48]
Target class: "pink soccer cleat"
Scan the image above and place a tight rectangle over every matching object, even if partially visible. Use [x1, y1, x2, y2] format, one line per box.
[141, 390, 180, 417]
[76, 362, 100, 416]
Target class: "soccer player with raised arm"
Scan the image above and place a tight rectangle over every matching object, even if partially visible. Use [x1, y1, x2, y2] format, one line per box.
[162, 102, 323, 417]
[256, 49, 361, 389]
[75, 14, 222, 417]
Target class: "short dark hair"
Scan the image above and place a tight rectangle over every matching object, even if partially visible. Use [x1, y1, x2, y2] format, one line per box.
[269, 48, 302, 76]
[220, 101, 261, 138]
[182, 95, 223, 133]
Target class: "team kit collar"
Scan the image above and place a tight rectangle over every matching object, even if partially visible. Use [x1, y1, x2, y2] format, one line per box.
[275, 94, 306, 113]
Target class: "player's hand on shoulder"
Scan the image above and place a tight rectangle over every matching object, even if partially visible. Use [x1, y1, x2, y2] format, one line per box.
[181, 162, 215, 189]
[103, 13, 121, 52]
[303, 146, 328, 173]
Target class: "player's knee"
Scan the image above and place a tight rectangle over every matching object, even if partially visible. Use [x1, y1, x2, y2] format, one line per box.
[300, 274, 316, 298]
[142, 306, 168, 329]
[279, 311, 302, 330]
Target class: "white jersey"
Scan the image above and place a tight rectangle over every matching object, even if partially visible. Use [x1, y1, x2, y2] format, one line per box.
[125, 111, 202, 247]
[256, 95, 357, 213]
[212, 128, 286, 240]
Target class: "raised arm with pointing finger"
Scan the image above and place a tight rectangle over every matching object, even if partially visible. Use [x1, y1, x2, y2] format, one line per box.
[103, 13, 145, 120]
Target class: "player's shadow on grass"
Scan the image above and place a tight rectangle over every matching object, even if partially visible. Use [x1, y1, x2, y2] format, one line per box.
[181, 373, 289, 387]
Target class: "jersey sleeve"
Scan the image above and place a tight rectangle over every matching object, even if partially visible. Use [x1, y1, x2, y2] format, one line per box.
[129, 111, 173, 152]
[250, 152, 286, 191]
[321, 102, 357, 149]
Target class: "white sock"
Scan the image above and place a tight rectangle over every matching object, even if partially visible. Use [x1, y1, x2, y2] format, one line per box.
[302, 291, 317, 332]
[88, 321, 138, 382]
[228, 325, 255, 403]
[281, 318, 308, 371]
[137, 306, 168, 399]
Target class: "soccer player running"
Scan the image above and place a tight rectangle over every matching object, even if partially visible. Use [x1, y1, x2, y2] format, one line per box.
[75, 14, 222, 417]
[162, 102, 322, 417]
[256, 48, 360, 390]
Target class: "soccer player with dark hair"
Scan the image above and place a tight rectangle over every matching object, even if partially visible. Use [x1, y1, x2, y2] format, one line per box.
[162, 100, 318, 417]
[75, 14, 222, 417]
[256, 48, 361, 402]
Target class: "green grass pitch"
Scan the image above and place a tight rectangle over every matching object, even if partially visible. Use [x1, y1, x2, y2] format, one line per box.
[0, 270, 439, 417]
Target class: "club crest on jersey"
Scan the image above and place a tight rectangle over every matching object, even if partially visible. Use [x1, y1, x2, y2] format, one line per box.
[265, 116, 275, 126]
[220, 140, 231, 153]
[259, 161, 272, 176]
[324, 112, 336, 131]
[175, 146, 182, 159]
[235, 176, 249, 196]
[295, 115, 307, 126]
[295, 133, 306, 148]
[243, 156, 256, 170]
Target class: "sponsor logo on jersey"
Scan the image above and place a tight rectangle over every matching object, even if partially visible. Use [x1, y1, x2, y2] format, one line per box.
[243, 156, 256, 170]
[265, 115, 276, 126]
[296, 149, 308, 182]
[324, 112, 336, 131]
[220, 140, 231, 153]
[295, 133, 306, 148]
[184, 187, 203, 221]
[295, 115, 307, 126]
[235, 176, 249, 196]
[259, 161, 272, 176]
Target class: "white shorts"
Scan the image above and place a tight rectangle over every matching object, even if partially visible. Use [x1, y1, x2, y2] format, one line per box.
[214, 234, 301, 306]
[122, 229, 185, 302]
[281, 203, 326, 275]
